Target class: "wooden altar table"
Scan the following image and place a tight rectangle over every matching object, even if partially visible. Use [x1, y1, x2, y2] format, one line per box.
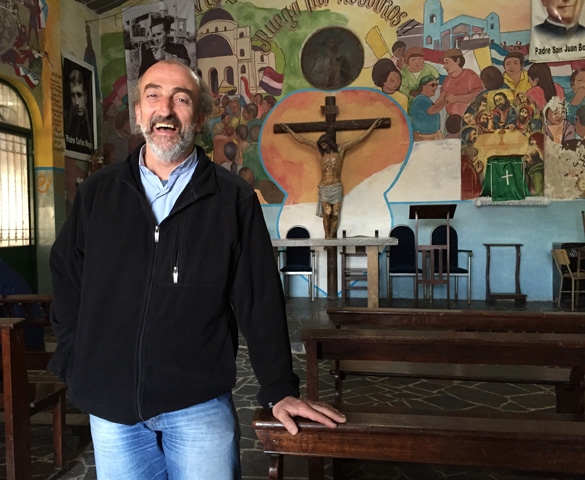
[271, 236, 398, 307]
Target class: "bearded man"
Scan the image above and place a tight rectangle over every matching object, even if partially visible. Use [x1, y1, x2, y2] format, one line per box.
[492, 92, 517, 129]
[49, 60, 345, 479]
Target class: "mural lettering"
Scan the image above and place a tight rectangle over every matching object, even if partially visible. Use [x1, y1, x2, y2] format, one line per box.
[336, 0, 408, 26]
[50, 72, 65, 154]
[252, 2, 302, 52]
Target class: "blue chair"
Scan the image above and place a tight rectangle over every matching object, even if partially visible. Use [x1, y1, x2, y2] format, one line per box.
[278, 226, 316, 301]
[430, 225, 472, 304]
[386, 225, 420, 300]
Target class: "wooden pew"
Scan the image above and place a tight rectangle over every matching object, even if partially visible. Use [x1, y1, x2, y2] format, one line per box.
[1, 318, 66, 480]
[253, 328, 585, 479]
[0, 295, 68, 479]
[327, 306, 585, 332]
[0, 294, 54, 370]
[327, 307, 585, 411]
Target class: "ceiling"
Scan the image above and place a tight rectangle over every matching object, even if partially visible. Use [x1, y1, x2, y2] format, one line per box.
[75, 0, 128, 15]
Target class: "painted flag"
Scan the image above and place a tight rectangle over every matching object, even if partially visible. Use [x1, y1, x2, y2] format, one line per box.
[39, 0, 48, 28]
[365, 26, 390, 59]
[489, 43, 510, 67]
[15, 66, 39, 89]
[480, 156, 530, 201]
[240, 76, 252, 106]
[259, 67, 284, 96]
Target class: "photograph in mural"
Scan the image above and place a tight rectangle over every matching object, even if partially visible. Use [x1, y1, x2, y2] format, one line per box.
[122, 0, 196, 133]
[62, 53, 96, 160]
[300, 27, 365, 91]
[530, 0, 585, 62]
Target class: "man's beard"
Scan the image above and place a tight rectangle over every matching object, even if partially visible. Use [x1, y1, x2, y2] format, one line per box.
[140, 115, 196, 164]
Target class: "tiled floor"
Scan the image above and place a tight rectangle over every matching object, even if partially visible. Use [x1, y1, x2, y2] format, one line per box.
[1, 296, 582, 479]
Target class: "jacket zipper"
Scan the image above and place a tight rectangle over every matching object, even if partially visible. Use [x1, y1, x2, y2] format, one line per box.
[136, 223, 160, 420]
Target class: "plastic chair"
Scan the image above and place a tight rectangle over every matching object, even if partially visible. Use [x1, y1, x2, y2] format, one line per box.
[386, 225, 420, 300]
[430, 225, 472, 304]
[278, 226, 316, 301]
[552, 249, 585, 311]
[340, 230, 378, 302]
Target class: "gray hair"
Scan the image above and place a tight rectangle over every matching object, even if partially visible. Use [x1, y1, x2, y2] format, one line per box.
[135, 60, 213, 117]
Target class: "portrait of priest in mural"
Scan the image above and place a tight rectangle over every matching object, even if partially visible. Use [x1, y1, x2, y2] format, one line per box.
[535, 0, 585, 37]
[531, 0, 585, 62]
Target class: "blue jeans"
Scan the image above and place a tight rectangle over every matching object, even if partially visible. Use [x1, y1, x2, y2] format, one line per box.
[90, 393, 241, 479]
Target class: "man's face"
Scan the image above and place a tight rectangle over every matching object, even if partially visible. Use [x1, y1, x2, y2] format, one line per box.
[230, 100, 240, 114]
[422, 80, 438, 96]
[494, 94, 507, 109]
[70, 83, 87, 117]
[326, 39, 338, 52]
[135, 61, 205, 163]
[517, 92, 528, 105]
[504, 58, 522, 76]
[542, 0, 585, 24]
[394, 47, 405, 59]
[150, 23, 168, 48]
[573, 71, 585, 92]
[443, 57, 460, 75]
[407, 56, 424, 73]
[469, 129, 478, 143]
[519, 108, 529, 121]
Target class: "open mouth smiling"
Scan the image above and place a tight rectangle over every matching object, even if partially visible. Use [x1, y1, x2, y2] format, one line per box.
[153, 122, 179, 133]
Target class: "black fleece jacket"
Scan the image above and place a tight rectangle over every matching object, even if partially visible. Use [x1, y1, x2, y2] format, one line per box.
[48, 145, 299, 425]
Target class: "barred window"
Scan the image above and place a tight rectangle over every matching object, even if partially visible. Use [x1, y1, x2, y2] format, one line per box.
[0, 81, 33, 247]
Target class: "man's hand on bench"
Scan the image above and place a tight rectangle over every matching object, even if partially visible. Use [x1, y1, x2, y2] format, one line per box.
[272, 396, 347, 435]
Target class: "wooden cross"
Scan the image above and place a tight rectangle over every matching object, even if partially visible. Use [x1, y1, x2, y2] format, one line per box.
[273, 95, 391, 141]
[273, 95, 391, 298]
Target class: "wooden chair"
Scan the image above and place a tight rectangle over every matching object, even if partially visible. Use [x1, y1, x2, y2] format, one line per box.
[552, 249, 585, 311]
[0, 295, 67, 480]
[340, 230, 378, 302]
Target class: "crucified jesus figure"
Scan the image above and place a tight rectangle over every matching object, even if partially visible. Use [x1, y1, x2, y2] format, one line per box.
[281, 118, 384, 239]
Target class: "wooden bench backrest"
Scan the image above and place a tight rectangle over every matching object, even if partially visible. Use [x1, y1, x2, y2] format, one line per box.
[301, 327, 585, 400]
[0, 295, 53, 369]
[327, 307, 585, 333]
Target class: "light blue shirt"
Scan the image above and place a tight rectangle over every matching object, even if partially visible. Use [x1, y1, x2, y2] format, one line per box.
[138, 145, 198, 224]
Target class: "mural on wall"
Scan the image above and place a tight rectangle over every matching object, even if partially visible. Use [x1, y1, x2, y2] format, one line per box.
[92, 0, 585, 209]
[62, 53, 96, 160]
[122, 0, 197, 133]
[530, 0, 585, 62]
[0, 0, 47, 89]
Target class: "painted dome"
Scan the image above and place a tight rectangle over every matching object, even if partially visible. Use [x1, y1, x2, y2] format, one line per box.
[197, 34, 233, 58]
[199, 8, 235, 27]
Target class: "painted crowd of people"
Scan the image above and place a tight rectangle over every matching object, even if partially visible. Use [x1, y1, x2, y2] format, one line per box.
[199, 91, 284, 205]
[372, 43, 585, 200]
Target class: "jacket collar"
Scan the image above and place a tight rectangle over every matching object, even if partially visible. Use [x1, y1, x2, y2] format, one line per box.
[117, 143, 219, 203]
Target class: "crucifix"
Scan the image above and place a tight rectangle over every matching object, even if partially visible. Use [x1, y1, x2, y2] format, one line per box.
[274, 95, 391, 297]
